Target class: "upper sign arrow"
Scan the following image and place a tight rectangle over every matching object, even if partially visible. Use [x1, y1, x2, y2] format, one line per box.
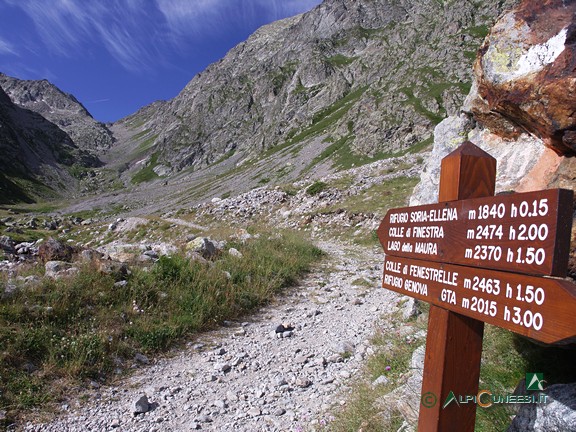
[378, 189, 573, 277]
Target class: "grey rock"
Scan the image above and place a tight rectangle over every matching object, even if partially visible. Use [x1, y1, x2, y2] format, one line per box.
[44, 261, 76, 278]
[508, 383, 576, 432]
[228, 247, 243, 258]
[295, 355, 308, 364]
[197, 414, 212, 423]
[247, 407, 262, 417]
[327, 354, 343, 363]
[0, 235, 15, 254]
[187, 237, 218, 259]
[335, 341, 355, 356]
[295, 377, 312, 388]
[275, 377, 288, 387]
[213, 399, 227, 409]
[134, 394, 150, 415]
[214, 362, 232, 373]
[134, 353, 150, 365]
[400, 298, 421, 320]
[0, 73, 114, 153]
[372, 375, 389, 387]
[143, 250, 159, 259]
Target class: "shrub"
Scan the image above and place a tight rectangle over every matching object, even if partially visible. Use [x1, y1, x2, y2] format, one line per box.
[306, 181, 328, 196]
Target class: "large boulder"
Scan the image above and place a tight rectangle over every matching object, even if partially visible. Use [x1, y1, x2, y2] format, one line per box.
[38, 238, 77, 262]
[508, 383, 576, 431]
[411, 0, 576, 206]
[467, 0, 576, 155]
[0, 235, 15, 254]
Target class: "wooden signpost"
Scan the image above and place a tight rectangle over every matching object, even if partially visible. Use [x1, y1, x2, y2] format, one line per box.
[377, 142, 576, 431]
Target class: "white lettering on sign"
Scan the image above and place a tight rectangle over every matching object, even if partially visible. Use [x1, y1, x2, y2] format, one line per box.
[384, 273, 403, 289]
[404, 279, 428, 295]
[408, 264, 458, 286]
[412, 226, 445, 239]
[441, 288, 456, 305]
[385, 260, 402, 274]
[503, 305, 543, 331]
[510, 199, 549, 218]
[389, 212, 409, 224]
[415, 242, 438, 255]
[410, 207, 458, 223]
[388, 227, 405, 237]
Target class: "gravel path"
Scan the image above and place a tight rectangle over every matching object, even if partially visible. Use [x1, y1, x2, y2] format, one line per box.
[24, 241, 401, 432]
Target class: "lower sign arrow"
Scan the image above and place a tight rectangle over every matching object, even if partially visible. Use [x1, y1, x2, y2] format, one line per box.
[383, 255, 576, 344]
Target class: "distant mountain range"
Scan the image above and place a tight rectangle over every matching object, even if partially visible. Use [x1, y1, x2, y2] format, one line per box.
[0, 0, 516, 205]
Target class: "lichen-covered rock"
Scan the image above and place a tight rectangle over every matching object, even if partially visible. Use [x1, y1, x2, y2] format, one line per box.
[38, 238, 77, 263]
[186, 237, 218, 260]
[468, 0, 576, 155]
[45, 261, 78, 279]
[0, 235, 15, 254]
[409, 112, 546, 205]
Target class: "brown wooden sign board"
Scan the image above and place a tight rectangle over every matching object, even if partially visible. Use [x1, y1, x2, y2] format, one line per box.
[378, 188, 573, 277]
[383, 255, 576, 344]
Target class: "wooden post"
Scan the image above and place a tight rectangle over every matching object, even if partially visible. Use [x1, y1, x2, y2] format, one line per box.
[417, 142, 496, 432]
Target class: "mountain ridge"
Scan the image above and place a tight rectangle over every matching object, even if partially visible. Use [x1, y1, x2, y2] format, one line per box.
[0, 0, 516, 208]
[0, 85, 100, 204]
[115, 0, 516, 177]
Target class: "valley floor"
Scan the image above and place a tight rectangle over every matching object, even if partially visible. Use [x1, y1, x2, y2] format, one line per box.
[22, 240, 408, 432]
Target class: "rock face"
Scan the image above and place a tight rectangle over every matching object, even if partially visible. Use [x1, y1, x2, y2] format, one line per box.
[507, 383, 576, 432]
[467, 0, 576, 156]
[0, 86, 99, 203]
[0, 73, 114, 154]
[118, 0, 515, 173]
[411, 0, 576, 205]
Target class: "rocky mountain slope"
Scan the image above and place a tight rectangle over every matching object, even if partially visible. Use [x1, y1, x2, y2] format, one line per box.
[0, 0, 517, 209]
[0, 73, 114, 154]
[117, 0, 517, 177]
[0, 86, 99, 204]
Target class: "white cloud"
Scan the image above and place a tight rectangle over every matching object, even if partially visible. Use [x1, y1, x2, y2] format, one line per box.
[5, 0, 162, 72]
[155, 0, 321, 35]
[4, 0, 321, 72]
[0, 38, 17, 56]
[155, 0, 235, 36]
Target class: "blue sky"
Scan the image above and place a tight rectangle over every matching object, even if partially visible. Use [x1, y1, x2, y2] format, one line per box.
[0, 0, 322, 123]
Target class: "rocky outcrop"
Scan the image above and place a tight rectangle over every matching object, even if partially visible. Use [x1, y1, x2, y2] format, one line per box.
[0, 86, 99, 203]
[0, 73, 114, 154]
[467, 0, 576, 156]
[119, 0, 515, 174]
[411, 0, 576, 205]
[507, 383, 576, 432]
